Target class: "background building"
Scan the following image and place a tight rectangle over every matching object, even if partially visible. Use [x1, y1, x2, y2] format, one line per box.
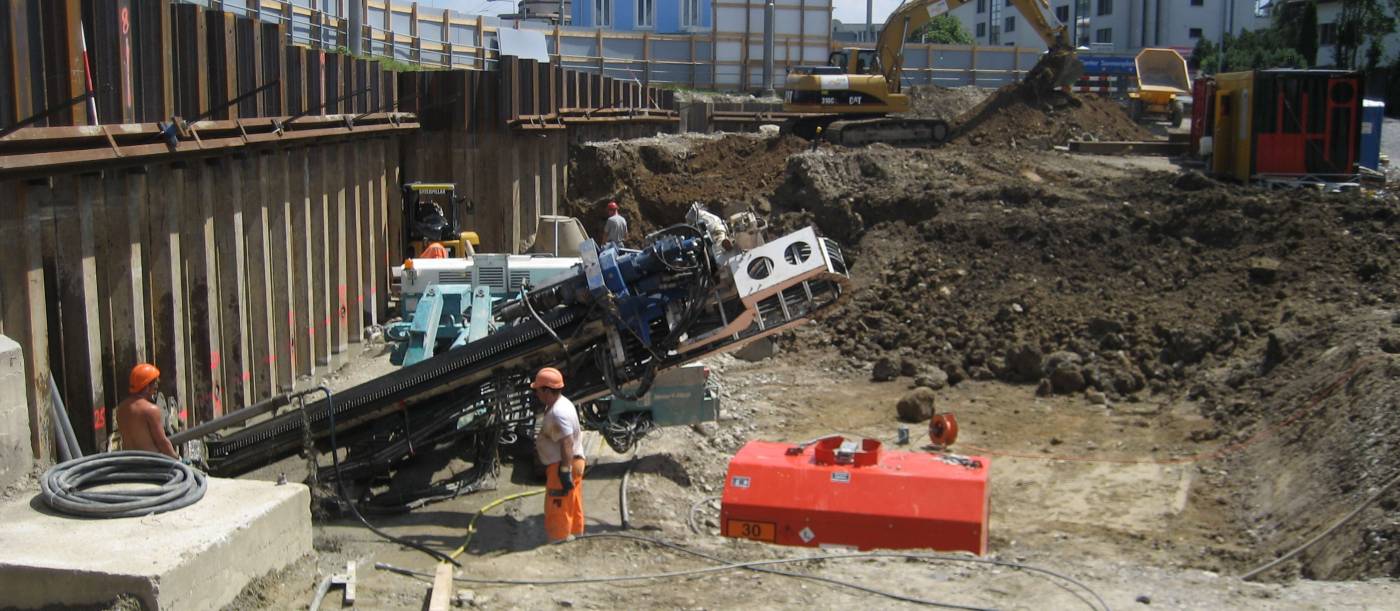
[570, 0, 714, 33]
[951, 0, 1273, 54]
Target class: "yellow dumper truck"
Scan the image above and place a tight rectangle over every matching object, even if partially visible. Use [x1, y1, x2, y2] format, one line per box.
[1129, 48, 1191, 128]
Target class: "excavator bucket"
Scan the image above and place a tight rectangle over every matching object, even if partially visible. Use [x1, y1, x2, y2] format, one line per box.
[1024, 49, 1085, 99]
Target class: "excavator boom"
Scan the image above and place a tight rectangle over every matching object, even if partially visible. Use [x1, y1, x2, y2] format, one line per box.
[783, 0, 1083, 146]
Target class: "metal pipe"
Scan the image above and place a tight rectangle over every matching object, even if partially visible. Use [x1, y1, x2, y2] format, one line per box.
[762, 0, 775, 96]
[47, 376, 80, 461]
[349, 0, 364, 55]
[169, 393, 291, 445]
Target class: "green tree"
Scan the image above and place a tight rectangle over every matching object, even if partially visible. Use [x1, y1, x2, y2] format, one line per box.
[909, 14, 973, 44]
[1190, 37, 1220, 74]
[1334, 0, 1397, 69]
[1272, 0, 1319, 67]
[1298, 1, 1320, 67]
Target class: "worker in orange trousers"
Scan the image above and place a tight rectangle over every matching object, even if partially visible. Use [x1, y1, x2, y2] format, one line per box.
[532, 367, 585, 543]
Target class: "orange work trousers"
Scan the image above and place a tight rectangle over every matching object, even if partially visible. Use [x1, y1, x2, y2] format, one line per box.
[544, 458, 586, 542]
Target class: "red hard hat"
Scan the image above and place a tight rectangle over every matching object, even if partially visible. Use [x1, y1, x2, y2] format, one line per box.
[129, 363, 160, 394]
[607, 201, 619, 211]
[531, 367, 565, 390]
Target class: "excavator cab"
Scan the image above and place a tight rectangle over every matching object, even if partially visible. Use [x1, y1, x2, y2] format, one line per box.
[403, 182, 480, 259]
[827, 49, 880, 75]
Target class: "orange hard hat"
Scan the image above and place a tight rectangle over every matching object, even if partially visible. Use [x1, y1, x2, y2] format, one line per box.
[530, 367, 565, 390]
[607, 201, 619, 211]
[421, 242, 448, 258]
[129, 363, 160, 394]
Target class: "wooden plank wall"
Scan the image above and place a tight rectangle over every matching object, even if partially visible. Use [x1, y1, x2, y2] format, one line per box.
[0, 0, 681, 464]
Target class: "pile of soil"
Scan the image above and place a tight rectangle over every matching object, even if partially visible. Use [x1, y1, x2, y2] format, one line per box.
[952, 83, 1152, 147]
[565, 133, 808, 242]
[901, 85, 992, 121]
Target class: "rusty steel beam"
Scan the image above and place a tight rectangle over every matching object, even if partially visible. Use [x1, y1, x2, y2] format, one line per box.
[0, 113, 418, 178]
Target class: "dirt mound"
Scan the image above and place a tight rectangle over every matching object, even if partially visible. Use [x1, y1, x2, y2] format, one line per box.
[565, 134, 808, 242]
[953, 84, 1152, 147]
[770, 144, 1400, 578]
[901, 85, 992, 121]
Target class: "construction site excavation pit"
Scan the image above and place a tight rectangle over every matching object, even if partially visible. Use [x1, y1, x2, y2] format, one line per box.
[68, 87, 1395, 610]
[212, 94, 1397, 610]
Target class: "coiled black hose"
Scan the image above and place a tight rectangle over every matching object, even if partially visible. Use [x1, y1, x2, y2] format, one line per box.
[41, 451, 207, 518]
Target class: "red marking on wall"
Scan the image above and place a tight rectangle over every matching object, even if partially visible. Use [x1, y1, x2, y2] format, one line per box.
[241, 370, 252, 382]
[209, 350, 221, 371]
[357, 295, 364, 304]
[265, 354, 276, 364]
[93, 406, 106, 430]
[179, 408, 187, 422]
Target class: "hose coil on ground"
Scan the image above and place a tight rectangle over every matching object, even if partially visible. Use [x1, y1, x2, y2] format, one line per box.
[41, 451, 207, 518]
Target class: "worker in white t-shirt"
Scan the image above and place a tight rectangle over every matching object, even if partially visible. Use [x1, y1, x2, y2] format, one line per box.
[531, 367, 585, 543]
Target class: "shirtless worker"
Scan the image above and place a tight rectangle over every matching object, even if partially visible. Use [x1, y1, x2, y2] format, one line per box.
[532, 367, 585, 543]
[114, 363, 178, 458]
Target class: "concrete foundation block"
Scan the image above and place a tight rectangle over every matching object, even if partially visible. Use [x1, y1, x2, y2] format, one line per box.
[0, 334, 31, 490]
[0, 477, 311, 610]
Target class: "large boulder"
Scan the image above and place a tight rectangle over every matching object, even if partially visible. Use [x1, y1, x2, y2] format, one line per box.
[896, 387, 938, 423]
[872, 357, 901, 382]
[1050, 365, 1088, 394]
[1006, 343, 1044, 382]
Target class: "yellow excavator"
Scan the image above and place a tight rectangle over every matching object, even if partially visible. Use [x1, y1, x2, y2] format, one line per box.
[784, 0, 1084, 146]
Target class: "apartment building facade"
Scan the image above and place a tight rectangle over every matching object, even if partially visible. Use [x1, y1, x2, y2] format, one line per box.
[951, 0, 1271, 53]
[569, 0, 713, 32]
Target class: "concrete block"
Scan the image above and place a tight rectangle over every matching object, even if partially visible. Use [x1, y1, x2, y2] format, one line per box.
[0, 478, 311, 610]
[0, 334, 31, 489]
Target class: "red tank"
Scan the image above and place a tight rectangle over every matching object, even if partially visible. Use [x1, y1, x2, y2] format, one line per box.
[719, 437, 990, 554]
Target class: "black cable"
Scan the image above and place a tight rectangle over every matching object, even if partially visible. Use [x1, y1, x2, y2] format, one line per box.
[41, 451, 206, 518]
[319, 385, 461, 566]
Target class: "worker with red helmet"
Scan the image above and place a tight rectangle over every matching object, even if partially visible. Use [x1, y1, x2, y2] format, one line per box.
[114, 363, 178, 458]
[604, 201, 628, 247]
[419, 242, 449, 259]
[531, 367, 586, 543]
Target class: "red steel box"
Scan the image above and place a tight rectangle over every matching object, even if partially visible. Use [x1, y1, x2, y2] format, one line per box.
[719, 437, 990, 554]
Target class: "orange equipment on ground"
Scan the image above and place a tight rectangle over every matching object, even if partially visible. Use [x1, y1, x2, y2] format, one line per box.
[929, 413, 959, 448]
[720, 436, 990, 554]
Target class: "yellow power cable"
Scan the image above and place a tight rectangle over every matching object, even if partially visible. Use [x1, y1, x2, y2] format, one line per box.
[447, 488, 546, 560]
[445, 432, 605, 562]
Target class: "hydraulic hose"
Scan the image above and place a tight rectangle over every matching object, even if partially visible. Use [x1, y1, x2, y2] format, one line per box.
[318, 385, 461, 567]
[41, 451, 206, 518]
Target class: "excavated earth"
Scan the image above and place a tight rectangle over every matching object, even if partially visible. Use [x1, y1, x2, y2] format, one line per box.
[218, 88, 1398, 610]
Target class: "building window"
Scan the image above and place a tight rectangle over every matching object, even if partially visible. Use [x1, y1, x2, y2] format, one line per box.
[1191, 0, 1203, 4]
[1055, 5, 1069, 22]
[977, 0, 986, 13]
[1320, 22, 1338, 45]
[595, 0, 612, 26]
[976, 22, 987, 37]
[635, 0, 653, 27]
[681, 0, 700, 27]
[1095, 27, 1112, 43]
[1188, 27, 1203, 38]
[1004, 16, 1016, 32]
[1097, 0, 1112, 16]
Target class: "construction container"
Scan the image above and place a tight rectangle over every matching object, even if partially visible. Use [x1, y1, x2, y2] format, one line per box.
[720, 437, 990, 554]
[1360, 99, 1385, 171]
[1210, 70, 1364, 183]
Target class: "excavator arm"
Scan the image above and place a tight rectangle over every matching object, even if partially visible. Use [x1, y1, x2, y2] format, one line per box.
[874, 0, 1080, 94]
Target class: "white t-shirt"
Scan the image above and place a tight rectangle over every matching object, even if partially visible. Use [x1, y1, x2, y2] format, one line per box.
[536, 395, 583, 465]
